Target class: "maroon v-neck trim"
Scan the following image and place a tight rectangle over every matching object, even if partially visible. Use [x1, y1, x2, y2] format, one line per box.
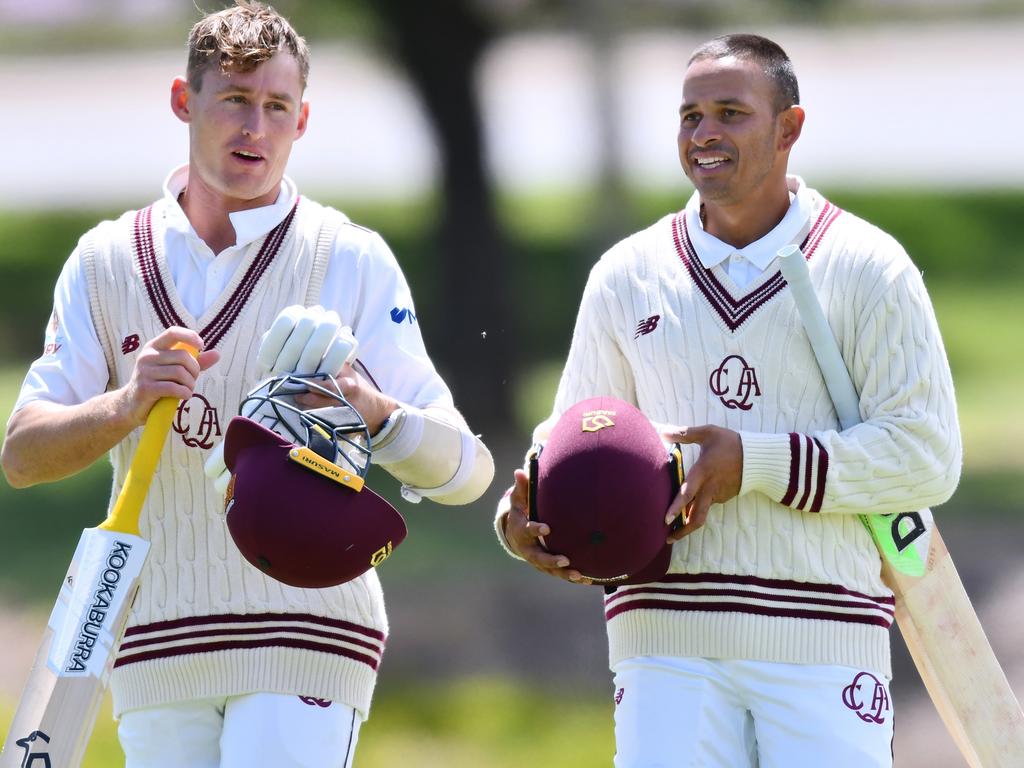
[133, 200, 300, 348]
[672, 201, 842, 332]
[134, 205, 184, 330]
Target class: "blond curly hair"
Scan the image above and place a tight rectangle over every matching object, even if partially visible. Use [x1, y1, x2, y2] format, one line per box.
[187, 1, 310, 91]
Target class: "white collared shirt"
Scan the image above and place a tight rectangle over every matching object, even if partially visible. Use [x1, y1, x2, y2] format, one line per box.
[162, 165, 299, 319]
[684, 176, 814, 289]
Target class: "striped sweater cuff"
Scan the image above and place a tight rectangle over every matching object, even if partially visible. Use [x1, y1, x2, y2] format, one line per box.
[740, 431, 829, 513]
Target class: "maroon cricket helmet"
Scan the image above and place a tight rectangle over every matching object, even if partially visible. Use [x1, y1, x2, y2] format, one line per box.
[221, 375, 406, 588]
[529, 396, 683, 585]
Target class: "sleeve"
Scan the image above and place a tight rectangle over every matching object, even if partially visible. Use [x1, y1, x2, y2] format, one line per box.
[13, 245, 110, 412]
[321, 226, 492, 504]
[740, 254, 962, 516]
[323, 228, 452, 409]
[543, 254, 638, 430]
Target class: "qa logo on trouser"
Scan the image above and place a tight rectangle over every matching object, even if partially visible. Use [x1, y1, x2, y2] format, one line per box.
[842, 671, 890, 724]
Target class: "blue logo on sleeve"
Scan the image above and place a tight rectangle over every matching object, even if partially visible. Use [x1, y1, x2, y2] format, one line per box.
[390, 307, 417, 324]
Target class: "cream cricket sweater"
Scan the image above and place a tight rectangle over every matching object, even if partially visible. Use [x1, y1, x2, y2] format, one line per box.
[544, 185, 961, 679]
[80, 197, 390, 716]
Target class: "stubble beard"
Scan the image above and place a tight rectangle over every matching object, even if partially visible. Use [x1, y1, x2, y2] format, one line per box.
[689, 135, 778, 208]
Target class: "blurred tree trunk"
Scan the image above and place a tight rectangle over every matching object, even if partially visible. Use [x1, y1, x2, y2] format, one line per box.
[573, 0, 629, 250]
[372, 0, 514, 432]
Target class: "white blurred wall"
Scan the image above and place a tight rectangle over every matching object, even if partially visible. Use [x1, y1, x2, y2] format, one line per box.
[2, 19, 1022, 208]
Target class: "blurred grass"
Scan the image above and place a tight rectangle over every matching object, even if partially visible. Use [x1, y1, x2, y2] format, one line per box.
[2, 678, 615, 767]
[929, 284, 1024, 469]
[360, 678, 614, 767]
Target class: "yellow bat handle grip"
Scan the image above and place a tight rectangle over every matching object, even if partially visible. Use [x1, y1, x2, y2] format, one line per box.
[99, 342, 200, 535]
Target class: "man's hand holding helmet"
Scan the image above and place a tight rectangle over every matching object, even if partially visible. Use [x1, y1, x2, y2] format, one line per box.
[208, 305, 490, 510]
[257, 304, 396, 435]
[206, 305, 368, 497]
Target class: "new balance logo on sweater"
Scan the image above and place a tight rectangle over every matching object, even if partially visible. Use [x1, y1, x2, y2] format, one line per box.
[634, 314, 660, 338]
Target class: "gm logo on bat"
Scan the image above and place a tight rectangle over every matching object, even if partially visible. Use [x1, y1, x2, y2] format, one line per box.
[15, 729, 51, 768]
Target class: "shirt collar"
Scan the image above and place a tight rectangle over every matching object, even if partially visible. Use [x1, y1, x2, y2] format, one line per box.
[161, 164, 298, 250]
[684, 175, 813, 270]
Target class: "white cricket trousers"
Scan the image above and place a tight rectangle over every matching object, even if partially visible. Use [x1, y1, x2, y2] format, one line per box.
[118, 692, 362, 767]
[613, 656, 894, 768]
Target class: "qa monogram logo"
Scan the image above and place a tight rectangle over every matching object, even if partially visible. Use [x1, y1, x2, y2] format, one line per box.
[842, 671, 890, 724]
[172, 393, 222, 449]
[370, 541, 394, 566]
[581, 410, 616, 432]
[709, 355, 761, 411]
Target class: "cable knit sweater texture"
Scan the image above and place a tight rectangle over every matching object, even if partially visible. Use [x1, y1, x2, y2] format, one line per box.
[80, 197, 394, 717]
[541, 186, 961, 679]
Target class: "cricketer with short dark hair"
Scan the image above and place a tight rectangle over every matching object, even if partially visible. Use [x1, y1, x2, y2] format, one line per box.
[495, 33, 961, 766]
[1, 1, 493, 764]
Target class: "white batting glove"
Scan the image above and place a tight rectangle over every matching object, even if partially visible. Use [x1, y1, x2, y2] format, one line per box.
[257, 305, 358, 376]
[203, 441, 232, 499]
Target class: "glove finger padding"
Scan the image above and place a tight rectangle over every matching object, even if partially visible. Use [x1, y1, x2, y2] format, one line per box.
[273, 309, 322, 373]
[258, 305, 357, 375]
[318, 325, 358, 375]
[257, 305, 307, 371]
[297, 309, 342, 374]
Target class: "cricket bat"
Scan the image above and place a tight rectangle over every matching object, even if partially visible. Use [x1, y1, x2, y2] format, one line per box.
[1, 345, 196, 768]
[779, 244, 1024, 767]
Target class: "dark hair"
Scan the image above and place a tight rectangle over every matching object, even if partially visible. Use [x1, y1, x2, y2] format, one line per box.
[187, 0, 310, 92]
[688, 34, 799, 112]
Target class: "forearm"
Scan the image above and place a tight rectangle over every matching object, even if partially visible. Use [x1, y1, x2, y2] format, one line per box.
[1, 393, 135, 488]
[371, 404, 494, 505]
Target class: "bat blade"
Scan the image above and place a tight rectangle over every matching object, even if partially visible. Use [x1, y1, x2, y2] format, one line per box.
[2, 343, 195, 768]
[2, 528, 149, 768]
[779, 244, 1024, 766]
[885, 532, 1024, 767]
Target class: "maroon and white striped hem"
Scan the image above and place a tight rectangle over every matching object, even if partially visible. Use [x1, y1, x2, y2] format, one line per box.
[114, 611, 385, 671]
[780, 432, 829, 512]
[671, 201, 842, 332]
[605, 573, 894, 628]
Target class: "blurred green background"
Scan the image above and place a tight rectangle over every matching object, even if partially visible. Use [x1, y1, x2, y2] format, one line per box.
[2, 1, 1022, 766]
